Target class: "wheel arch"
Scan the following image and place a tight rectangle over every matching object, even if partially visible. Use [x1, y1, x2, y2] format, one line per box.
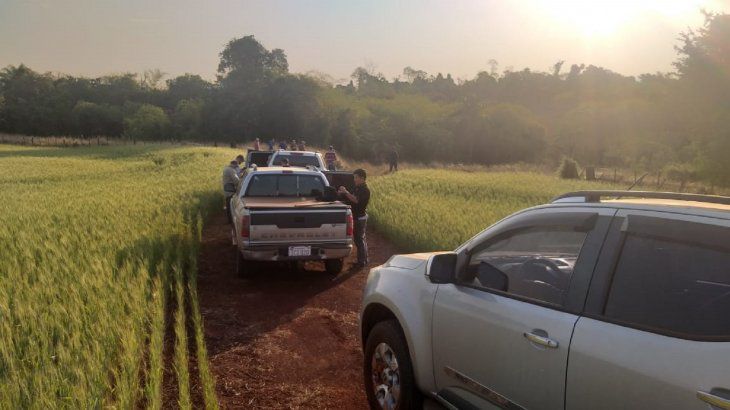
[361, 302, 400, 344]
[361, 301, 436, 393]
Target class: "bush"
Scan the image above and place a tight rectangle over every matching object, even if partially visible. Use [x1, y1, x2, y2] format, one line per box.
[558, 157, 580, 179]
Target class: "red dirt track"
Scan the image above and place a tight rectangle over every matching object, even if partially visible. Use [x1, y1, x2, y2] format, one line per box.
[197, 212, 399, 409]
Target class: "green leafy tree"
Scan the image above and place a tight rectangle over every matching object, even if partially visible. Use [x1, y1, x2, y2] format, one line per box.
[171, 99, 204, 140]
[124, 104, 170, 140]
[215, 35, 290, 139]
[165, 74, 212, 108]
[72, 101, 123, 137]
[0, 65, 55, 135]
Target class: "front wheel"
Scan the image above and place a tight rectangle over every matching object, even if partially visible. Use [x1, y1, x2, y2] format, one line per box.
[364, 320, 422, 410]
[325, 258, 344, 275]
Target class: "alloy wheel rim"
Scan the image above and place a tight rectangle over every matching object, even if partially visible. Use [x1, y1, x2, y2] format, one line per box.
[371, 342, 401, 410]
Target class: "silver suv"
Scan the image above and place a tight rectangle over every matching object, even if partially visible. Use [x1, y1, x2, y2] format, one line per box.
[360, 191, 730, 410]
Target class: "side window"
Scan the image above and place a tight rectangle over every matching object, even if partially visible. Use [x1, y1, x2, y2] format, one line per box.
[604, 235, 730, 338]
[465, 227, 588, 306]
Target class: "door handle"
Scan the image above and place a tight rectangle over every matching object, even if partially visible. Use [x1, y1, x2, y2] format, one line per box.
[523, 331, 559, 348]
[697, 390, 730, 409]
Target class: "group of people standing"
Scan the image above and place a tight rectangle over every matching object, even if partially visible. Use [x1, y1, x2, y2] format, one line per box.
[247, 137, 400, 174]
[251, 137, 308, 152]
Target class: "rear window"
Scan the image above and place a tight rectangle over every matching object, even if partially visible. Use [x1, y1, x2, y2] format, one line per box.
[245, 174, 326, 197]
[605, 234, 730, 338]
[272, 154, 320, 167]
[247, 152, 271, 167]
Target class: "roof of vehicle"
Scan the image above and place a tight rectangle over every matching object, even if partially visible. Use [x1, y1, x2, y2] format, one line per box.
[549, 190, 730, 218]
[272, 150, 320, 156]
[603, 198, 730, 211]
[247, 166, 324, 174]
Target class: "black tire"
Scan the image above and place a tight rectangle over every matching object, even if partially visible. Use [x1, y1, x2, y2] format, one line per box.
[235, 250, 247, 278]
[325, 258, 344, 275]
[363, 320, 422, 410]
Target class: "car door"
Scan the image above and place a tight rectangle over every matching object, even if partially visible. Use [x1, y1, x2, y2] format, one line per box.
[432, 207, 615, 409]
[567, 210, 730, 410]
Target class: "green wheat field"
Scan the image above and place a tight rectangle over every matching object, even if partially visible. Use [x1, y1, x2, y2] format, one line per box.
[0, 144, 615, 408]
[368, 169, 616, 252]
[0, 144, 232, 409]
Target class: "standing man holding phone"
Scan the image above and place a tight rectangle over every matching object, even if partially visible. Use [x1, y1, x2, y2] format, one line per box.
[338, 169, 370, 269]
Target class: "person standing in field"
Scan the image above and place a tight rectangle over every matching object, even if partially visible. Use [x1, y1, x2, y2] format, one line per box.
[338, 168, 370, 268]
[388, 147, 399, 172]
[222, 160, 240, 226]
[324, 146, 338, 171]
[279, 140, 287, 150]
[298, 140, 306, 151]
[268, 138, 275, 150]
[253, 138, 260, 151]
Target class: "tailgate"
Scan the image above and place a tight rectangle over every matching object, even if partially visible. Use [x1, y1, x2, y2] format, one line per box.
[248, 209, 349, 243]
[323, 171, 355, 193]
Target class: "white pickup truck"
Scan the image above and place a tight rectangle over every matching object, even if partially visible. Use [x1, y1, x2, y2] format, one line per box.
[230, 166, 353, 276]
[268, 150, 326, 169]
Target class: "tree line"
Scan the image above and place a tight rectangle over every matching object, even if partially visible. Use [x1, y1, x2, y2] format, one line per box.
[0, 12, 729, 185]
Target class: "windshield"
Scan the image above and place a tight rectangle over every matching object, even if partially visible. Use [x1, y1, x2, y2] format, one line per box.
[272, 154, 320, 167]
[245, 174, 326, 197]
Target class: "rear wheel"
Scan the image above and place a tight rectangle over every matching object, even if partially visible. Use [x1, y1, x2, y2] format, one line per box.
[235, 250, 247, 278]
[364, 320, 422, 410]
[325, 258, 344, 275]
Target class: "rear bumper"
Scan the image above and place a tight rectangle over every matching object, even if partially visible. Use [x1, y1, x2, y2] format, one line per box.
[240, 242, 352, 261]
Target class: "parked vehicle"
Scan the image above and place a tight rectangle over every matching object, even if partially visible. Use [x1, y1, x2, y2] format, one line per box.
[231, 166, 353, 276]
[360, 190, 730, 410]
[268, 150, 326, 169]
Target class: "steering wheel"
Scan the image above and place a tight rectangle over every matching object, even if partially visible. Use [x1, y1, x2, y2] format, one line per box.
[521, 257, 566, 287]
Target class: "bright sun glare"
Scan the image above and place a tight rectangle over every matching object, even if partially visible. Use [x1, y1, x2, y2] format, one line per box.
[540, 0, 705, 40]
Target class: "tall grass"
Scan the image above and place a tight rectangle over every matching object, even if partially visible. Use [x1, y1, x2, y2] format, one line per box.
[0, 144, 231, 407]
[368, 169, 617, 251]
[174, 259, 192, 410]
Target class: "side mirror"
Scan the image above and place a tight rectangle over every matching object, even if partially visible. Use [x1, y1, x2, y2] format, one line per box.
[476, 261, 508, 291]
[427, 252, 457, 284]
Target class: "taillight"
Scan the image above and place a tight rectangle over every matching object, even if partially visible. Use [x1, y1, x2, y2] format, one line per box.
[346, 214, 354, 237]
[240, 215, 250, 238]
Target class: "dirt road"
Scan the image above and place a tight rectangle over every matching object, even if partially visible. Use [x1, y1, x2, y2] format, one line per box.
[196, 213, 399, 409]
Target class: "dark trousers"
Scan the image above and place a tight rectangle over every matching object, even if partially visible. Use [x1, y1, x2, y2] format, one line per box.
[225, 195, 234, 224]
[354, 215, 369, 264]
[389, 161, 398, 172]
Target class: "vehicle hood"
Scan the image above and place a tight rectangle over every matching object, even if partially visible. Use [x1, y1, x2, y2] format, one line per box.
[243, 197, 349, 209]
[384, 251, 449, 270]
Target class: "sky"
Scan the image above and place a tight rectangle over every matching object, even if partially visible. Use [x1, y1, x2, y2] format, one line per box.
[1, 0, 728, 83]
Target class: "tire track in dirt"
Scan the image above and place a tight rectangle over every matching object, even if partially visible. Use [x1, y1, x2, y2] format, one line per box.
[197, 212, 399, 409]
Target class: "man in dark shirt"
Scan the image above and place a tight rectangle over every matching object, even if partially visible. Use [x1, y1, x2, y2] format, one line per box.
[338, 168, 370, 268]
[388, 148, 399, 172]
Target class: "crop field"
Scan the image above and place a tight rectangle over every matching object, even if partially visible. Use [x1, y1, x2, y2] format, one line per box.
[0, 144, 619, 408]
[368, 169, 617, 252]
[0, 144, 233, 408]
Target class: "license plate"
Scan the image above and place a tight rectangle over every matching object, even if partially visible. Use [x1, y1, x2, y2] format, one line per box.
[288, 246, 311, 257]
